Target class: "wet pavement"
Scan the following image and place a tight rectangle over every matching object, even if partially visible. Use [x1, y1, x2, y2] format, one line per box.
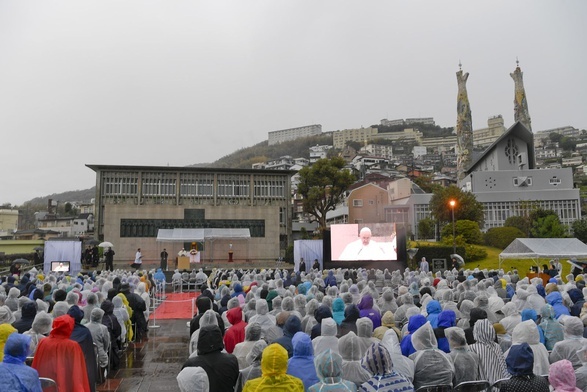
[97, 318, 190, 392]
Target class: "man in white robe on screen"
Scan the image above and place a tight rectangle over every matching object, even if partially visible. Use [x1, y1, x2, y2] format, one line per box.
[339, 227, 387, 260]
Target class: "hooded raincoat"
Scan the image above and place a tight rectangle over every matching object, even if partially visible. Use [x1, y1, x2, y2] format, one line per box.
[313, 318, 340, 356]
[338, 332, 371, 387]
[32, 315, 91, 392]
[176, 366, 209, 392]
[309, 349, 356, 392]
[360, 342, 414, 392]
[182, 325, 239, 392]
[445, 327, 480, 385]
[469, 319, 509, 388]
[380, 329, 414, 382]
[408, 322, 454, 390]
[233, 323, 262, 369]
[550, 316, 587, 369]
[500, 343, 550, 392]
[242, 343, 304, 392]
[287, 331, 320, 390]
[275, 315, 302, 358]
[224, 306, 247, 354]
[505, 320, 550, 376]
[0, 333, 43, 392]
[549, 359, 582, 392]
[539, 304, 564, 350]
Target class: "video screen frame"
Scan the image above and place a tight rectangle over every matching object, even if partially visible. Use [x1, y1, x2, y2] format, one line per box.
[51, 261, 71, 272]
[331, 223, 397, 261]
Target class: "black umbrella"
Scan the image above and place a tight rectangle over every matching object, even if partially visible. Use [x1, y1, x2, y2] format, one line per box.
[87, 239, 100, 245]
[12, 258, 30, 265]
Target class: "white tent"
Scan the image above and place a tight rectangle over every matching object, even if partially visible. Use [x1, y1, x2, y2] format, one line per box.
[156, 228, 251, 262]
[499, 238, 587, 267]
[43, 240, 82, 275]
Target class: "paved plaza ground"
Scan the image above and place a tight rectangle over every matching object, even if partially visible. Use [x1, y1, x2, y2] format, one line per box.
[97, 318, 190, 392]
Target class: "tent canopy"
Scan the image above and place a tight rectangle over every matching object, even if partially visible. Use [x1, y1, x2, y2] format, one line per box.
[156, 228, 251, 242]
[499, 238, 587, 261]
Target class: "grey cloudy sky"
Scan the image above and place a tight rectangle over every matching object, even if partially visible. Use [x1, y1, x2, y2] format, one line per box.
[1, 1, 586, 205]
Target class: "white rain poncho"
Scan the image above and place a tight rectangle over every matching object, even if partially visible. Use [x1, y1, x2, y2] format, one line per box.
[575, 342, 587, 392]
[445, 327, 480, 385]
[505, 320, 550, 375]
[408, 322, 454, 390]
[233, 323, 262, 369]
[86, 308, 110, 368]
[301, 299, 319, 335]
[380, 329, 415, 381]
[469, 319, 509, 387]
[456, 299, 475, 329]
[499, 302, 522, 335]
[309, 349, 356, 392]
[549, 316, 587, 369]
[248, 299, 276, 337]
[177, 366, 209, 392]
[525, 285, 546, 313]
[22, 310, 52, 355]
[356, 317, 378, 358]
[235, 340, 266, 392]
[338, 331, 371, 387]
[312, 318, 339, 356]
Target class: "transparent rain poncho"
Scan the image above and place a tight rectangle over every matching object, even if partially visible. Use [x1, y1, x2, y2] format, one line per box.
[308, 349, 356, 392]
[312, 317, 339, 356]
[338, 331, 371, 387]
[408, 322, 454, 390]
[506, 320, 550, 375]
[445, 326, 480, 385]
[189, 309, 219, 357]
[380, 328, 415, 381]
[550, 316, 587, 369]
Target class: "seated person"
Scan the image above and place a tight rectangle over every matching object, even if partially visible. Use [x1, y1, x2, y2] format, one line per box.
[0, 333, 43, 392]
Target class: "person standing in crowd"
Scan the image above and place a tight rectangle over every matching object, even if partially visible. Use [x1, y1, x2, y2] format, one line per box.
[131, 248, 142, 270]
[160, 248, 169, 271]
[419, 257, 429, 273]
[298, 258, 306, 273]
[104, 247, 115, 272]
[312, 259, 320, 270]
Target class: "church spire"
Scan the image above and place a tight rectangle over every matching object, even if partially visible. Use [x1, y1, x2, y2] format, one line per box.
[456, 63, 473, 182]
[510, 59, 532, 131]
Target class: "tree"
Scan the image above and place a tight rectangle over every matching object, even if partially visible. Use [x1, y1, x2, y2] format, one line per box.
[484, 227, 526, 249]
[549, 133, 563, 143]
[572, 217, 587, 243]
[504, 215, 531, 237]
[417, 218, 435, 240]
[413, 176, 440, 194]
[297, 157, 356, 232]
[429, 185, 484, 225]
[559, 136, 577, 151]
[440, 220, 484, 245]
[530, 214, 567, 238]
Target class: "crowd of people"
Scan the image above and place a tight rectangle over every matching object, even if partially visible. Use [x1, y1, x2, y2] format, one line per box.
[0, 266, 159, 391]
[180, 263, 587, 392]
[2, 260, 587, 391]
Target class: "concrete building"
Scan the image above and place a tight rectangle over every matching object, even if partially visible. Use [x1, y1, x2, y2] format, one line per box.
[268, 124, 322, 145]
[535, 126, 581, 141]
[419, 135, 457, 151]
[309, 145, 333, 163]
[348, 183, 389, 224]
[0, 209, 19, 237]
[473, 115, 507, 148]
[87, 164, 293, 263]
[364, 144, 393, 161]
[332, 127, 378, 149]
[400, 123, 581, 238]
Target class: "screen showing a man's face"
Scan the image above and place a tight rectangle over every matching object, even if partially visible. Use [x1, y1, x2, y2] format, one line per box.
[360, 230, 372, 246]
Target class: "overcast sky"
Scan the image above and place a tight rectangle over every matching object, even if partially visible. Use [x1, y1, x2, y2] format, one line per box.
[1, 1, 586, 205]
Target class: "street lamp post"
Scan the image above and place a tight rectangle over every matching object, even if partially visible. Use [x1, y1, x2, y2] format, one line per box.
[449, 199, 456, 254]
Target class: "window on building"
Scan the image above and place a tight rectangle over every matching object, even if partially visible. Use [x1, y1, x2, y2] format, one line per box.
[353, 199, 363, 207]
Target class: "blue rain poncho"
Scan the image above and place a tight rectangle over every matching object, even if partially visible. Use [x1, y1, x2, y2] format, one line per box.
[0, 333, 43, 392]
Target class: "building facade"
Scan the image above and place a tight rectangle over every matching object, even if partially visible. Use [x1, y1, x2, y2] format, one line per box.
[332, 127, 378, 149]
[473, 115, 507, 148]
[87, 164, 292, 263]
[268, 124, 322, 145]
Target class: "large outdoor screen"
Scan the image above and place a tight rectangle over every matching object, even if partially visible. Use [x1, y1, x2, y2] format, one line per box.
[331, 223, 397, 261]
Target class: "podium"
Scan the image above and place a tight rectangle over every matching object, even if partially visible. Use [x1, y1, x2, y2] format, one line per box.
[527, 272, 551, 287]
[178, 256, 190, 270]
[228, 251, 233, 262]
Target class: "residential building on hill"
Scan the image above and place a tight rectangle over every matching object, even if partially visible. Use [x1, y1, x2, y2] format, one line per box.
[268, 124, 322, 145]
[473, 115, 507, 148]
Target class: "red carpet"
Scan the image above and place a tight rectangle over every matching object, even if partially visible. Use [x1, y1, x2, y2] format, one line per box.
[149, 292, 199, 320]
